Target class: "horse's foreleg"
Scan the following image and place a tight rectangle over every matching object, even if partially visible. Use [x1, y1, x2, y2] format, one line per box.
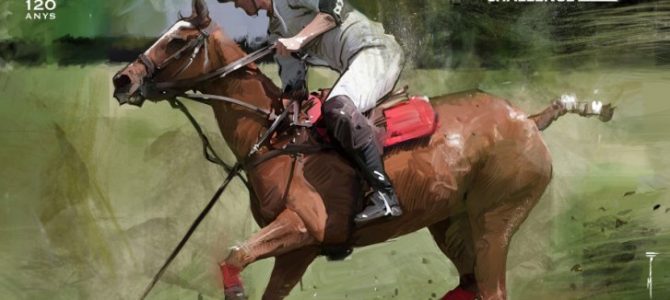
[262, 246, 319, 300]
[220, 208, 317, 299]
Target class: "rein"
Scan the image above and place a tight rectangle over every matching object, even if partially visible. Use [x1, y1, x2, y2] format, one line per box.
[166, 98, 241, 175]
[180, 92, 272, 117]
[154, 45, 276, 92]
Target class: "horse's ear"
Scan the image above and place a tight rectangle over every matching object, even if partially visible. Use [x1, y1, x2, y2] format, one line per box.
[191, 0, 211, 27]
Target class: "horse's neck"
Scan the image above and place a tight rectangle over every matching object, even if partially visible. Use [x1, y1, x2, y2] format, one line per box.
[200, 74, 277, 160]
[198, 27, 281, 160]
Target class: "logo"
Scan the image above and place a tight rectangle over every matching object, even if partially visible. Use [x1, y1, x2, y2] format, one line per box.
[333, 0, 344, 15]
[25, 0, 57, 21]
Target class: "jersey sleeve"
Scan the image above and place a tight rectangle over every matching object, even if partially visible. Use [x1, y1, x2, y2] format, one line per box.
[288, 0, 345, 24]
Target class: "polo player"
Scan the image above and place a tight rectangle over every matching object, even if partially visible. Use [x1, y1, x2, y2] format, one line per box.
[219, 0, 405, 224]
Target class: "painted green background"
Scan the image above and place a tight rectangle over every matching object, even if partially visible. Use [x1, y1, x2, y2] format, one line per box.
[1, 0, 670, 299]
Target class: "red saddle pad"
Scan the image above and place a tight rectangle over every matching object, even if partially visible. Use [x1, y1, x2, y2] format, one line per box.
[383, 96, 438, 147]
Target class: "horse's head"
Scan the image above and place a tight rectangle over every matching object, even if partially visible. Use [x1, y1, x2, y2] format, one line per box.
[113, 0, 214, 106]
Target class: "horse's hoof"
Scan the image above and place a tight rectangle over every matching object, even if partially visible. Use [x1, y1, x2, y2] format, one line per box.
[441, 286, 476, 300]
[224, 286, 247, 300]
[321, 245, 353, 261]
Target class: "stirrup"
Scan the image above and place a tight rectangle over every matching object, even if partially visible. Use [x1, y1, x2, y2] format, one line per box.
[354, 191, 403, 225]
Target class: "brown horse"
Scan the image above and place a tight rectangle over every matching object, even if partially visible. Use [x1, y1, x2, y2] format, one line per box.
[112, 1, 613, 299]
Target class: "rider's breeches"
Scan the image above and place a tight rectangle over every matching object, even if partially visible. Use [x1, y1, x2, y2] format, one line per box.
[326, 44, 404, 112]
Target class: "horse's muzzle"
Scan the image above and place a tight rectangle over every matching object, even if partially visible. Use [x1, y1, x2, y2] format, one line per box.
[113, 73, 146, 106]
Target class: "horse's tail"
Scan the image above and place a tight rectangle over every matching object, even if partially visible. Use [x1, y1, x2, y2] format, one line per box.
[528, 94, 615, 131]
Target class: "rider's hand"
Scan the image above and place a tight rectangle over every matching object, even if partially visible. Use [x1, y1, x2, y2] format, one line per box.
[283, 80, 308, 101]
[275, 37, 305, 57]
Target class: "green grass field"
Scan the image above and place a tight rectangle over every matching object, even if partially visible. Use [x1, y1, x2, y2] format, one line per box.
[1, 64, 669, 299]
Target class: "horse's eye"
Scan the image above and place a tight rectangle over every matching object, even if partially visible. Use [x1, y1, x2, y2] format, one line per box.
[166, 38, 188, 54]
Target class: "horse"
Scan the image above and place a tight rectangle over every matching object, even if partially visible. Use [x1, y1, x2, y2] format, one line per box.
[112, 1, 613, 299]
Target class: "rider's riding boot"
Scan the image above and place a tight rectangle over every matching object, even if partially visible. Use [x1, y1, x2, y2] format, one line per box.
[350, 139, 403, 224]
[323, 95, 403, 225]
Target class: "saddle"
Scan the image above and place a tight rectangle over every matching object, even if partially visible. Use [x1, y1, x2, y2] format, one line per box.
[299, 87, 439, 150]
[249, 87, 439, 168]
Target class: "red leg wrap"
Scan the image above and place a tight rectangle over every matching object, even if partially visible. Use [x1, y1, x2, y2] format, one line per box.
[442, 286, 476, 300]
[220, 263, 243, 289]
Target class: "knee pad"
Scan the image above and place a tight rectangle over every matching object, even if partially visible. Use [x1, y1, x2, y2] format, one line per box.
[322, 95, 374, 150]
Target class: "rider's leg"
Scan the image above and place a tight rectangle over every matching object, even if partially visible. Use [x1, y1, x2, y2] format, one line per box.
[322, 95, 402, 224]
[322, 43, 404, 225]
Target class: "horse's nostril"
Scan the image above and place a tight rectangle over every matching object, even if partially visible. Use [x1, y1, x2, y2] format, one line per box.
[113, 74, 131, 89]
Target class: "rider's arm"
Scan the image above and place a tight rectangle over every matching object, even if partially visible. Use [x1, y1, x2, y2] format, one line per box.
[270, 27, 308, 98]
[276, 13, 336, 56]
[276, 0, 346, 56]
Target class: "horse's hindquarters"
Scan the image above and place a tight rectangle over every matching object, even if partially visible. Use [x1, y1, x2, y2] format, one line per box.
[350, 91, 553, 247]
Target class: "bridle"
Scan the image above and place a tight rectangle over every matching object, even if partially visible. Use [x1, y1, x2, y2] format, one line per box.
[136, 20, 216, 99]
[138, 25, 211, 81]
[131, 17, 306, 166]
[133, 20, 279, 119]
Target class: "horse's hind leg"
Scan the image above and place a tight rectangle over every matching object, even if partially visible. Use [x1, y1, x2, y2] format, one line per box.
[467, 198, 529, 300]
[429, 214, 477, 300]
[466, 149, 551, 300]
[262, 246, 319, 300]
[220, 208, 317, 299]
